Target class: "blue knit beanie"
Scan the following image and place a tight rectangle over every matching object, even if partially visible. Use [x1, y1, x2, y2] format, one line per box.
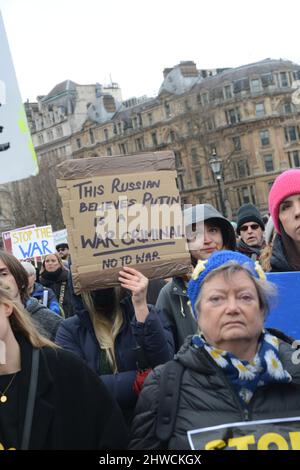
[187, 250, 266, 317]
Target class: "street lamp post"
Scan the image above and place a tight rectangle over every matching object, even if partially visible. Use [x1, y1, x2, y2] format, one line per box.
[209, 150, 227, 217]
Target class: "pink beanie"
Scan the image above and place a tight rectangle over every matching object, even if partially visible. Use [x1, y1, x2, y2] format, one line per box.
[268, 169, 300, 234]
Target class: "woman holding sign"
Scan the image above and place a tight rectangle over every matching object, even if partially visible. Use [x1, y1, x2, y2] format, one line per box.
[131, 251, 300, 450]
[0, 281, 128, 450]
[55, 266, 174, 425]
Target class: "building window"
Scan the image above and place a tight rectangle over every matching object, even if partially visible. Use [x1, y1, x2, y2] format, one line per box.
[148, 113, 153, 125]
[104, 128, 109, 141]
[241, 186, 250, 204]
[119, 143, 127, 155]
[89, 128, 95, 144]
[280, 71, 289, 87]
[38, 134, 44, 145]
[226, 108, 241, 125]
[164, 101, 171, 118]
[176, 175, 184, 191]
[196, 93, 201, 104]
[195, 170, 202, 187]
[283, 102, 293, 114]
[260, 130, 270, 146]
[59, 146, 66, 157]
[107, 147, 112, 156]
[191, 148, 198, 165]
[113, 123, 117, 134]
[255, 102, 265, 117]
[168, 130, 176, 143]
[250, 185, 256, 205]
[56, 126, 63, 138]
[233, 136, 241, 151]
[236, 160, 250, 178]
[285, 126, 299, 142]
[117, 122, 122, 134]
[223, 85, 233, 100]
[264, 154, 274, 172]
[151, 132, 158, 146]
[174, 151, 183, 168]
[132, 117, 138, 129]
[250, 79, 262, 93]
[288, 150, 300, 167]
[135, 137, 145, 151]
[47, 130, 54, 141]
[76, 138, 81, 149]
[267, 180, 275, 192]
[206, 117, 215, 131]
[201, 93, 209, 106]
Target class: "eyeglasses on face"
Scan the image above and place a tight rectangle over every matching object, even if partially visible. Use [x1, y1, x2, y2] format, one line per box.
[57, 248, 67, 252]
[240, 223, 260, 232]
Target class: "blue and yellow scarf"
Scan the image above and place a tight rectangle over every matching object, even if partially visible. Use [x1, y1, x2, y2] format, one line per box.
[192, 332, 291, 406]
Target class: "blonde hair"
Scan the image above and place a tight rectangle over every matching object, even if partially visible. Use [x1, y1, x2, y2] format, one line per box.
[0, 281, 56, 349]
[82, 290, 123, 373]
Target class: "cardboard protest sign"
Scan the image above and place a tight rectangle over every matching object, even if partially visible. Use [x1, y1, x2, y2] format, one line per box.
[10, 225, 55, 260]
[57, 151, 191, 292]
[53, 228, 68, 247]
[0, 12, 38, 184]
[265, 271, 300, 339]
[188, 417, 300, 450]
[1, 224, 36, 253]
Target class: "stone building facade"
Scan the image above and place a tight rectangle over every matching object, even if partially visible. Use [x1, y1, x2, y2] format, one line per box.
[69, 59, 300, 219]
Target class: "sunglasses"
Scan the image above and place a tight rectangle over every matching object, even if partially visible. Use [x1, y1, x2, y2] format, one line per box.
[240, 223, 260, 232]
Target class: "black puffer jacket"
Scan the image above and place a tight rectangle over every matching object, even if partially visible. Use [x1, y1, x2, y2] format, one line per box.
[40, 268, 73, 318]
[130, 333, 300, 450]
[156, 278, 197, 352]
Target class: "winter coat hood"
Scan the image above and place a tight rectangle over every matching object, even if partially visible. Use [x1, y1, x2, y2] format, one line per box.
[183, 204, 236, 251]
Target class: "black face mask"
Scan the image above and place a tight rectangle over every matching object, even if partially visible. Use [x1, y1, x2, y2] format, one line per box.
[90, 288, 117, 311]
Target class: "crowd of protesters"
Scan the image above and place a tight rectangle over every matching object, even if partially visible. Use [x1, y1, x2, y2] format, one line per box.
[0, 168, 300, 450]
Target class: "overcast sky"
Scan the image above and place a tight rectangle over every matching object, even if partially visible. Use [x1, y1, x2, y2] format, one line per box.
[1, 0, 300, 102]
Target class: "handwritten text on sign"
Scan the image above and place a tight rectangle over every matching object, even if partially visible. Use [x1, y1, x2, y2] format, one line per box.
[67, 171, 184, 270]
[11, 225, 55, 259]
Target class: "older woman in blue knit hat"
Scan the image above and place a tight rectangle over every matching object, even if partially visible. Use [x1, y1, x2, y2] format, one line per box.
[131, 251, 300, 450]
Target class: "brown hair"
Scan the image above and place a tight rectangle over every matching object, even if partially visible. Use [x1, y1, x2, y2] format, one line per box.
[42, 252, 64, 270]
[0, 281, 56, 348]
[0, 250, 29, 303]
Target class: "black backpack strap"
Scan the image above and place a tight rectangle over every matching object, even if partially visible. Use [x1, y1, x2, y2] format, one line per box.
[21, 348, 40, 450]
[155, 360, 185, 443]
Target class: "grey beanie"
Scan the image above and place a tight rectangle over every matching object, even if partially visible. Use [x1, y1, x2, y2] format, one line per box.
[183, 204, 236, 251]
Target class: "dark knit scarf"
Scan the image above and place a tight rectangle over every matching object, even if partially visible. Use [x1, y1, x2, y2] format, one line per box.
[41, 267, 64, 282]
